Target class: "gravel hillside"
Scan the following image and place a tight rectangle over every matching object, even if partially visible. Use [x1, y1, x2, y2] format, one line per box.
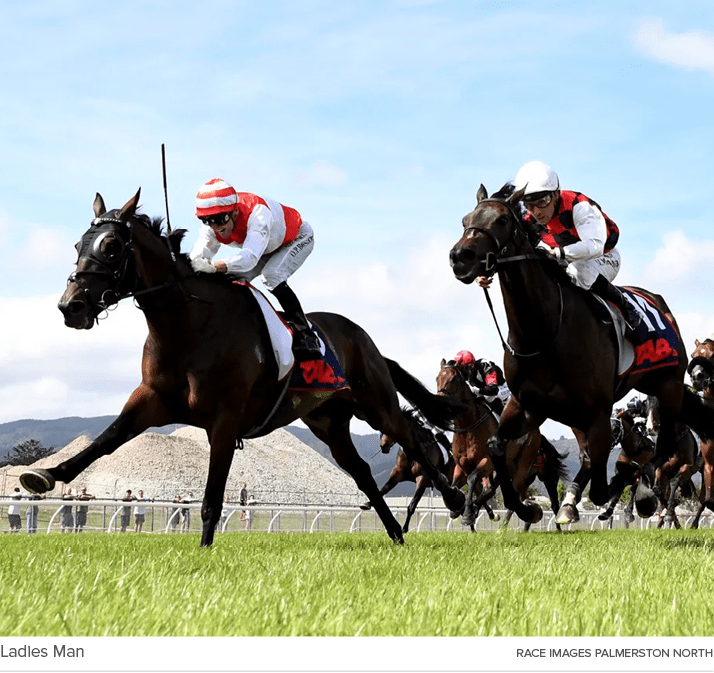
[1, 427, 364, 505]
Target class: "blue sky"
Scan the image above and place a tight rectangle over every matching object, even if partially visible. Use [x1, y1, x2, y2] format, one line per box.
[2, 1, 714, 438]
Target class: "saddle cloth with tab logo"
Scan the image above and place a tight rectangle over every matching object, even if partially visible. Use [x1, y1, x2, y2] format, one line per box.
[239, 282, 349, 392]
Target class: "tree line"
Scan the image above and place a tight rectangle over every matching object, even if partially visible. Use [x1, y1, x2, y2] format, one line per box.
[0, 439, 55, 468]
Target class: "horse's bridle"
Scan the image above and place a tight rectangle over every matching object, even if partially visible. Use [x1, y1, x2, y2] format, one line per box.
[68, 213, 139, 320]
[68, 213, 186, 322]
[462, 197, 564, 357]
[437, 364, 492, 434]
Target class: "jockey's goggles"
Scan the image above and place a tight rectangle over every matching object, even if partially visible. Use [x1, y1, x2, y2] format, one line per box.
[200, 212, 233, 227]
[522, 192, 555, 210]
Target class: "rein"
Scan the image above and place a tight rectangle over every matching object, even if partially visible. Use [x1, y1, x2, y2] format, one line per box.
[465, 197, 564, 358]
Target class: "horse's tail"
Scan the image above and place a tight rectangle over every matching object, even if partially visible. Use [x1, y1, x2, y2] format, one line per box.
[540, 435, 570, 481]
[385, 358, 464, 430]
[680, 386, 714, 441]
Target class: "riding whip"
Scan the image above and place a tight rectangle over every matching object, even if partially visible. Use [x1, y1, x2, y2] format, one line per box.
[160, 143, 177, 262]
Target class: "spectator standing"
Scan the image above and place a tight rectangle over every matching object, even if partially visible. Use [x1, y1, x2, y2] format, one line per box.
[134, 490, 148, 533]
[181, 492, 194, 532]
[60, 488, 75, 533]
[240, 483, 248, 521]
[170, 494, 182, 532]
[7, 488, 22, 533]
[75, 487, 95, 533]
[120, 489, 135, 533]
[25, 494, 42, 534]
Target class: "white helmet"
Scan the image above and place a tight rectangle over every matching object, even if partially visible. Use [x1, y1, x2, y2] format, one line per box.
[514, 160, 559, 196]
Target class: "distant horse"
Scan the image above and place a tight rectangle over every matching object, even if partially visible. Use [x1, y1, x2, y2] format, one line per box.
[435, 358, 553, 530]
[359, 409, 458, 533]
[688, 337, 714, 528]
[19, 190, 466, 546]
[597, 408, 655, 523]
[644, 395, 699, 528]
[449, 183, 714, 526]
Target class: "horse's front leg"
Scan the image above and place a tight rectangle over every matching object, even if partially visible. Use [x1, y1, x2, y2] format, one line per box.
[201, 414, 240, 547]
[21, 383, 172, 493]
[490, 398, 543, 524]
[557, 428, 589, 524]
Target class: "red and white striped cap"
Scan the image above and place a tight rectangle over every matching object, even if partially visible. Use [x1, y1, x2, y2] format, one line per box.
[195, 178, 238, 218]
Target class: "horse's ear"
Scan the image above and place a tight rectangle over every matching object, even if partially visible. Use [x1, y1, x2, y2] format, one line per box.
[440, 358, 446, 367]
[476, 184, 488, 203]
[120, 188, 141, 220]
[508, 185, 527, 204]
[93, 193, 106, 218]
[696, 339, 701, 347]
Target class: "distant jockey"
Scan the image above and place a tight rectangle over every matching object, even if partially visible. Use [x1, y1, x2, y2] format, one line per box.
[190, 178, 321, 360]
[453, 350, 510, 416]
[478, 161, 642, 336]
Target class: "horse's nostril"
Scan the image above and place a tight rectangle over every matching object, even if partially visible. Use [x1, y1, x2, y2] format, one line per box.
[59, 299, 86, 316]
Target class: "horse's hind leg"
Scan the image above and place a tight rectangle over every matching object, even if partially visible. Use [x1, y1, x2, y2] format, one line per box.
[21, 383, 171, 493]
[403, 478, 428, 533]
[304, 401, 404, 543]
[360, 470, 401, 511]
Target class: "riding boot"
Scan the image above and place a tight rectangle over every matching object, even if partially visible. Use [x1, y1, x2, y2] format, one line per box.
[590, 274, 642, 337]
[270, 281, 322, 360]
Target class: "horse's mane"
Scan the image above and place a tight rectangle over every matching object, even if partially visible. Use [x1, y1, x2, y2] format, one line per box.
[135, 212, 190, 262]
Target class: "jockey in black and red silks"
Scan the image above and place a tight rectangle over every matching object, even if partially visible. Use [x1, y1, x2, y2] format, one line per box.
[190, 178, 321, 360]
[479, 160, 642, 336]
[453, 350, 510, 416]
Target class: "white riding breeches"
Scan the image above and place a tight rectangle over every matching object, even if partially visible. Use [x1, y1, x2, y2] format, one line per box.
[566, 247, 621, 290]
[238, 222, 314, 291]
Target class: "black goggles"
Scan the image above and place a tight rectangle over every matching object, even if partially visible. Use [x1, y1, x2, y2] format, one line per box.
[200, 212, 233, 227]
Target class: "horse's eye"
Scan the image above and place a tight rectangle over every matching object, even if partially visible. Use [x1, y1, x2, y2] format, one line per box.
[100, 238, 122, 261]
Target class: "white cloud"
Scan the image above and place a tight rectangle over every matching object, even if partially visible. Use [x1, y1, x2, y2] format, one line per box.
[635, 19, 714, 72]
[641, 230, 714, 284]
[0, 295, 147, 423]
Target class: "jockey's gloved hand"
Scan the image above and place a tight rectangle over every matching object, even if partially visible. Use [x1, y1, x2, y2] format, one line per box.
[535, 241, 562, 260]
[191, 257, 217, 274]
[480, 384, 499, 397]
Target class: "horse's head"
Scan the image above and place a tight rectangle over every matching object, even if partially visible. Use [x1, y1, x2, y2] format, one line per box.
[436, 358, 470, 398]
[58, 190, 142, 329]
[449, 183, 528, 284]
[688, 338, 714, 392]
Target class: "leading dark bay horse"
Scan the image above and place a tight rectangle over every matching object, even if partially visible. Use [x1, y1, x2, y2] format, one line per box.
[19, 190, 465, 546]
[449, 183, 714, 526]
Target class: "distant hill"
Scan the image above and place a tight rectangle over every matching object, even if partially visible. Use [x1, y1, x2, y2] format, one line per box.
[0, 417, 180, 461]
[0, 417, 583, 497]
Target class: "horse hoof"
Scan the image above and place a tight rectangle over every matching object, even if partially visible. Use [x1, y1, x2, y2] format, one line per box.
[523, 501, 543, 524]
[461, 516, 475, 528]
[490, 513, 500, 522]
[635, 491, 659, 519]
[359, 502, 372, 511]
[597, 511, 611, 521]
[20, 469, 55, 494]
[555, 503, 579, 525]
[444, 488, 465, 514]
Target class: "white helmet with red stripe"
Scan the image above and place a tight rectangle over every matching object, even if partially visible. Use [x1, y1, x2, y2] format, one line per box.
[514, 161, 559, 197]
[195, 178, 238, 218]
